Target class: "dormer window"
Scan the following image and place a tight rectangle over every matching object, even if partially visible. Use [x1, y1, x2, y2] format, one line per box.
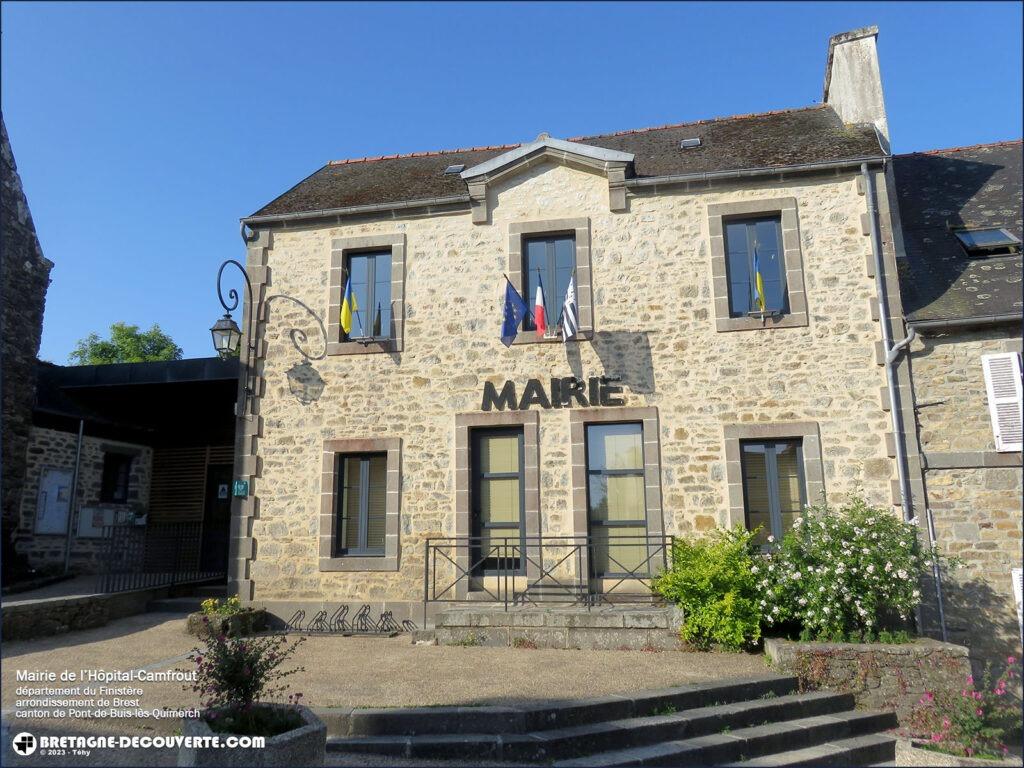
[953, 228, 1021, 258]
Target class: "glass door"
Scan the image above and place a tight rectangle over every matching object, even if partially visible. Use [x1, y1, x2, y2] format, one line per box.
[471, 427, 525, 575]
[585, 422, 648, 577]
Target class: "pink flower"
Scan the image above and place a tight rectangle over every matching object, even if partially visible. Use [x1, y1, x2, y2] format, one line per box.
[966, 675, 974, 685]
[976, 708, 983, 716]
[942, 718, 951, 729]
[1008, 656, 1016, 665]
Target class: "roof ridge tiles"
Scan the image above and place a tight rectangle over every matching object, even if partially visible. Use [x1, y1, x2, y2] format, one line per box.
[898, 139, 1023, 158]
[326, 104, 828, 167]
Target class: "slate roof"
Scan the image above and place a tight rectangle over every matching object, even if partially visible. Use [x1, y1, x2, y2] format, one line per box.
[893, 141, 1023, 324]
[249, 105, 884, 218]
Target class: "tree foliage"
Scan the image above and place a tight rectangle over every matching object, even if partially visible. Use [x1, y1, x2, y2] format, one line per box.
[69, 322, 183, 365]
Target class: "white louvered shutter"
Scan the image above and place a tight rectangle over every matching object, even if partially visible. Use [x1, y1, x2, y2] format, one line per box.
[981, 352, 1023, 452]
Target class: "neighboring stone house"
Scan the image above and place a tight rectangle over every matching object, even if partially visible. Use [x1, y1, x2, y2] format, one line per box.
[228, 27, 929, 630]
[1, 112, 54, 580]
[892, 141, 1023, 663]
[15, 358, 239, 575]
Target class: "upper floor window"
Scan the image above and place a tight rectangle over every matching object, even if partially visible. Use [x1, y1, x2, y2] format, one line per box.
[345, 250, 392, 341]
[725, 216, 787, 318]
[522, 234, 575, 334]
[953, 228, 1021, 258]
[336, 453, 387, 556]
[100, 452, 132, 503]
[741, 439, 805, 547]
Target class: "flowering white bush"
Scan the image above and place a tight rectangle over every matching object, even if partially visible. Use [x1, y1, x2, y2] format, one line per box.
[758, 496, 940, 641]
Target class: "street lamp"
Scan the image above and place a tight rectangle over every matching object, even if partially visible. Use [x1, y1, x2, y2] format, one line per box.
[212, 259, 256, 411]
[212, 256, 329, 409]
[210, 314, 242, 359]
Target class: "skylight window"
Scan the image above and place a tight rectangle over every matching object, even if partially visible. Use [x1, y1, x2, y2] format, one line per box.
[954, 228, 1021, 257]
[443, 164, 465, 175]
[679, 137, 702, 149]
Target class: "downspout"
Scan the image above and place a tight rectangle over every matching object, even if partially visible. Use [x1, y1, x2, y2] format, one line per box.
[62, 418, 84, 574]
[862, 163, 949, 642]
[862, 162, 913, 522]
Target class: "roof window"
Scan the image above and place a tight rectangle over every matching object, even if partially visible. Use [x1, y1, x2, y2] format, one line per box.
[679, 137, 702, 149]
[953, 228, 1021, 258]
[443, 164, 465, 175]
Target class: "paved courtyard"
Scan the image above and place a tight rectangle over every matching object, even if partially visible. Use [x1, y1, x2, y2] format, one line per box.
[0, 610, 770, 765]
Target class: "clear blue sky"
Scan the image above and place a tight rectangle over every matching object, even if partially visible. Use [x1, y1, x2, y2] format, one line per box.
[2, 2, 1021, 363]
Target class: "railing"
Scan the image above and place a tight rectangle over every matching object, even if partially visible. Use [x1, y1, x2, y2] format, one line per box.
[423, 534, 674, 622]
[95, 522, 226, 593]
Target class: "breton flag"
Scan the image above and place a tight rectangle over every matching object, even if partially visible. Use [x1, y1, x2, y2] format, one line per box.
[340, 273, 358, 335]
[752, 243, 766, 314]
[500, 278, 529, 348]
[534, 275, 547, 338]
[562, 272, 579, 342]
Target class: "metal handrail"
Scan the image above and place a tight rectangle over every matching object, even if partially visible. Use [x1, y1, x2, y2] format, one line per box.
[422, 534, 674, 626]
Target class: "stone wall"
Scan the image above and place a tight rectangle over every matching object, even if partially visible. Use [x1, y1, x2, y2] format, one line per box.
[911, 328, 1022, 455]
[243, 158, 899, 620]
[909, 328, 1023, 665]
[0, 113, 53, 577]
[15, 426, 152, 573]
[765, 637, 972, 724]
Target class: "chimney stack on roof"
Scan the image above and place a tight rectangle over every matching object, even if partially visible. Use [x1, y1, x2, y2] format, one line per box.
[823, 26, 889, 153]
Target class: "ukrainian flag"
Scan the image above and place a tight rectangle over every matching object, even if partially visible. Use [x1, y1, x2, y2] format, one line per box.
[752, 245, 766, 314]
[340, 275, 358, 334]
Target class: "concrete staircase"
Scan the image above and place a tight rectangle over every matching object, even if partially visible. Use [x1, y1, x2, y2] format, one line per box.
[324, 674, 896, 766]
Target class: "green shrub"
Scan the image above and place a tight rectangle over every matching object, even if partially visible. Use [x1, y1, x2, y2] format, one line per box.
[757, 496, 947, 640]
[653, 527, 763, 651]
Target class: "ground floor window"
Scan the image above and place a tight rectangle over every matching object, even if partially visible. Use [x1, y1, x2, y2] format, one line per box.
[585, 422, 649, 576]
[336, 453, 387, 556]
[741, 439, 806, 547]
[471, 427, 525, 574]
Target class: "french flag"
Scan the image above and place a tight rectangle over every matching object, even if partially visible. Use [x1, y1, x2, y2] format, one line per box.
[534, 275, 547, 338]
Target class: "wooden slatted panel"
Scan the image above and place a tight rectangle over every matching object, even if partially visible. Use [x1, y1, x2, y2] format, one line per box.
[149, 447, 207, 523]
[207, 445, 235, 465]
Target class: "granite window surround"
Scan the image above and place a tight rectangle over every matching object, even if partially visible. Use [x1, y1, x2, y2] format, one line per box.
[320, 437, 401, 571]
[507, 218, 593, 344]
[708, 198, 809, 332]
[723, 422, 824, 530]
[569, 407, 664, 541]
[454, 410, 540, 598]
[327, 233, 406, 355]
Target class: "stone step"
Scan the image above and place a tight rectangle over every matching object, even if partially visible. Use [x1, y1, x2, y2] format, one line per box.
[324, 675, 798, 737]
[146, 597, 203, 613]
[718, 733, 897, 767]
[504, 693, 860, 763]
[327, 707, 893, 764]
[553, 711, 897, 767]
[327, 691, 835, 760]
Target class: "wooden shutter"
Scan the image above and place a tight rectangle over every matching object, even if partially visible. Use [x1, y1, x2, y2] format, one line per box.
[981, 353, 1023, 453]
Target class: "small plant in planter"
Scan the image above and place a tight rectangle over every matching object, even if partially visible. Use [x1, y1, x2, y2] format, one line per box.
[186, 594, 267, 638]
[902, 656, 1021, 760]
[180, 632, 324, 766]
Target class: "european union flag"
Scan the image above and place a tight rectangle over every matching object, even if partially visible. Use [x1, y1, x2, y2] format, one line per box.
[500, 280, 529, 347]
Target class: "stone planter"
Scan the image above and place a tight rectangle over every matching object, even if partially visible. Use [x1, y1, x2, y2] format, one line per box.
[897, 738, 1022, 767]
[178, 703, 325, 767]
[186, 609, 267, 639]
[764, 636, 971, 724]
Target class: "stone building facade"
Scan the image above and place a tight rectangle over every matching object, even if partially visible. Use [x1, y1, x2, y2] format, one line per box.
[1, 112, 53, 579]
[16, 426, 152, 573]
[893, 142, 1023, 665]
[231, 28, 925, 628]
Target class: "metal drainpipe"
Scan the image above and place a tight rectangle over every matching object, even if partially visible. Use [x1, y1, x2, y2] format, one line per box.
[861, 162, 913, 522]
[62, 418, 85, 574]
